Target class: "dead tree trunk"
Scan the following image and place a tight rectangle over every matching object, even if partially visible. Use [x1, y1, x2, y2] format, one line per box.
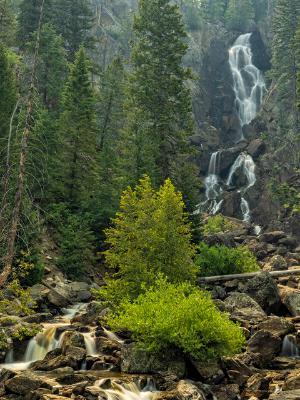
[0, 0, 45, 288]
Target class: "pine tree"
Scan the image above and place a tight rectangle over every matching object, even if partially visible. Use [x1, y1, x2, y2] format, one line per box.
[28, 23, 68, 109]
[123, 0, 200, 206]
[53, 0, 94, 59]
[0, 44, 17, 173]
[202, 0, 227, 23]
[272, 0, 300, 125]
[225, 0, 254, 31]
[55, 47, 98, 210]
[0, 0, 16, 45]
[17, 0, 54, 47]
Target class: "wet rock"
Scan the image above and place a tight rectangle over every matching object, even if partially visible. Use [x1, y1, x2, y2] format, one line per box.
[244, 272, 281, 314]
[259, 231, 286, 244]
[58, 381, 88, 397]
[63, 346, 86, 363]
[278, 285, 300, 316]
[121, 344, 186, 378]
[283, 371, 300, 390]
[247, 330, 282, 362]
[5, 373, 52, 395]
[95, 337, 121, 355]
[269, 356, 300, 370]
[264, 255, 287, 272]
[244, 373, 270, 398]
[222, 356, 253, 386]
[211, 384, 240, 400]
[31, 354, 78, 371]
[189, 360, 224, 384]
[224, 292, 266, 324]
[257, 316, 294, 337]
[72, 301, 106, 325]
[269, 390, 300, 400]
[25, 388, 52, 400]
[22, 313, 52, 324]
[176, 380, 206, 400]
[47, 290, 69, 308]
[247, 139, 266, 160]
[60, 331, 85, 350]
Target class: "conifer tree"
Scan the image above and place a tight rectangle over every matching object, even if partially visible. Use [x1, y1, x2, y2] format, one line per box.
[29, 23, 68, 109]
[0, 0, 16, 45]
[225, 0, 254, 31]
[55, 47, 98, 210]
[123, 0, 200, 206]
[0, 44, 17, 173]
[272, 0, 300, 125]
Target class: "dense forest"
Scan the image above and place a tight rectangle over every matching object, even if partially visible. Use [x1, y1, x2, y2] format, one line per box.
[0, 0, 300, 399]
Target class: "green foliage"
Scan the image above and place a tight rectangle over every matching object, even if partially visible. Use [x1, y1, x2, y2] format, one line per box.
[100, 176, 196, 303]
[17, 250, 45, 286]
[195, 243, 260, 277]
[11, 323, 41, 341]
[201, 0, 227, 23]
[202, 215, 236, 236]
[0, 280, 37, 316]
[48, 203, 95, 278]
[107, 278, 246, 360]
[269, 180, 300, 215]
[55, 47, 99, 209]
[0, 330, 10, 352]
[0, 0, 16, 45]
[225, 0, 254, 31]
[123, 0, 200, 207]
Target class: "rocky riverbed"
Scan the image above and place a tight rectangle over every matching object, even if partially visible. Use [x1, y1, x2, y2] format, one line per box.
[1, 227, 300, 400]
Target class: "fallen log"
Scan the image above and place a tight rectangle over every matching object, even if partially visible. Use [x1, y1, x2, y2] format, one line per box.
[198, 268, 300, 283]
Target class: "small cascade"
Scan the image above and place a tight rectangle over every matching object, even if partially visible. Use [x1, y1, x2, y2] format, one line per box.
[98, 381, 157, 400]
[241, 197, 251, 223]
[103, 328, 124, 344]
[281, 335, 300, 358]
[83, 332, 98, 356]
[202, 151, 223, 214]
[1, 303, 86, 371]
[229, 33, 266, 139]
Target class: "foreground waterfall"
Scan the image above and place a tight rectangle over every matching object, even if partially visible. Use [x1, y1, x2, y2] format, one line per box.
[281, 335, 300, 358]
[229, 33, 266, 139]
[203, 151, 223, 214]
[96, 380, 157, 400]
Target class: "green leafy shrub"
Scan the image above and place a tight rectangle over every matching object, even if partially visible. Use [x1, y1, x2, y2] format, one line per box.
[107, 278, 245, 360]
[48, 203, 95, 277]
[0, 280, 36, 316]
[196, 243, 260, 277]
[11, 324, 41, 342]
[202, 215, 236, 236]
[17, 250, 44, 286]
[99, 176, 196, 304]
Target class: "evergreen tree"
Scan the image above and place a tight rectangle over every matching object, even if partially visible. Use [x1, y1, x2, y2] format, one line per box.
[28, 23, 68, 109]
[272, 0, 300, 125]
[202, 0, 227, 23]
[123, 0, 200, 206]
[0, 44, 17, 173]
[17, 0, 54, 47]
[92, 57, 127, 231]
[55, 47, 98, 210]
[295, 25, 300, 110]
[0, 0, 16, 45]
[225, 0, 254, 31]
[53, 0, 94, 59]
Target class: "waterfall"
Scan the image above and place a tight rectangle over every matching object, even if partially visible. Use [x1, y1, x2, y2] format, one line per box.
[241, 197, 250, 223]
[96, 380, 157, 400]
[226, 152, 256, 190]
[103, 327, 124, 344]
[83, 332, 98, 356]
[1, 303, 87, 371]
[229, 33, 266, 139]
[202, 151, 223, 214]
[281, 335, 300, 358]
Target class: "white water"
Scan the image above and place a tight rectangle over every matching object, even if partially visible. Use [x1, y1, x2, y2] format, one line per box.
[229, 33, 266, 139]
[96, 380, 157, 400]
[281, 335, 300, 358]
[202, 151, 223, 214]
[226, 152, 256, 190]
[1, 303, 94, 371]
[241, 197, 251, 223]
[83, 332, 98, 356]
[103, 328, 124, 344]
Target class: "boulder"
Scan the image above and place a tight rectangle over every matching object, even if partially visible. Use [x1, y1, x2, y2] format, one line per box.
[189, 360, 224, 384]
[257, 317, 294, 337]
[269, 390, 300, 400]
[283, 371, 300, 391]
[224, 292, 267, 324]
[259, 231, 286, 244]
[176, 380, 206, 400]
[247, 330, 282, 362]
[73, 301, 106, 325]
[264, 255, 287, 272]
[222, 356, 254, 385]
[60, 331, 85, 350]
[5, 373, 52, 395]
[246, 139, 266, 160]
[95, 337, 121, 355]
[278, 285, 300, 316]
[121, 344, 186, 378]
[244, 273, 281, 314]
[22, 313, 52, 324]
[47, 290, 69, 308]
[31, 354, 79, 371]
[211, 384, 240, 400]
[204, 233, 236, 248]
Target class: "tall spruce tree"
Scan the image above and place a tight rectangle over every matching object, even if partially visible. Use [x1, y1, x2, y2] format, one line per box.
[225, 0, 254, 31]
[271, 0, 300, 129]
[55, 47, 98, 210]
[0, 44, 17, 174]
[123, 0, 200, 207]
[0, 0, 16, 45]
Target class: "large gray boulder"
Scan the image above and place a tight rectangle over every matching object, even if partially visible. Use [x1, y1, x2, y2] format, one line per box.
[224, 292, 267, 324]
[5, 373, 52, 395]
[121, 344, 186, 378]
[244, 272, 281, 314]
[278, 285, 300, 316]
[247, 330, 282, 363]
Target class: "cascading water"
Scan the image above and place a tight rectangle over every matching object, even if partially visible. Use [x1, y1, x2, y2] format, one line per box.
[202, 151, 223, 214]
[229, 33, 266, 140]
[96, 380, 157, 400]
[1, 303, 97, 371]
[281, 335, 300, 358]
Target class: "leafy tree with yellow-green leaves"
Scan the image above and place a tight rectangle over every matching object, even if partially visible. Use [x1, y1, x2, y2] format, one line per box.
[100, 176, 197, 304]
